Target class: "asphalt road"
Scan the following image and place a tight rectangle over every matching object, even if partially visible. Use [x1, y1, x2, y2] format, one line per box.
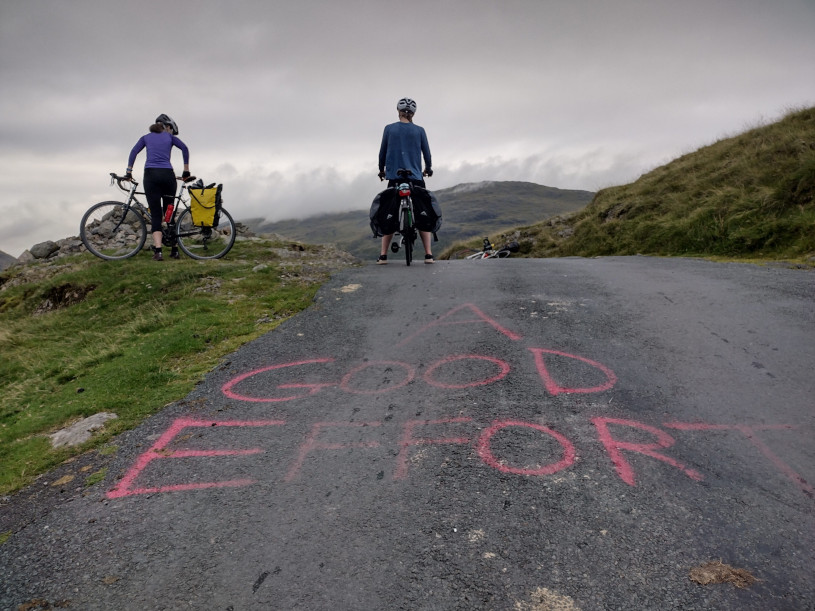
[1, 257, 813, 610]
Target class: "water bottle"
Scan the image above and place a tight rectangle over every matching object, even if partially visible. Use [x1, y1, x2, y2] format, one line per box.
[164, 204, 174, 223]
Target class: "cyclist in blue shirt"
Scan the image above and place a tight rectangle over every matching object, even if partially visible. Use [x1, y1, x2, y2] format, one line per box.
[125, 114, 191, 261]
[377, 97, 434, 264]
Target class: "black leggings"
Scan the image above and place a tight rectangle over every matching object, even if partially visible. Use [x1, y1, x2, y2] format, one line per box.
[143, 168, 177, 233]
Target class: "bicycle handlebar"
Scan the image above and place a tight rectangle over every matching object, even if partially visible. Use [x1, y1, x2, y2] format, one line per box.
[110, 173, 136, 189]
[380, 168, 432, 182]
[109, 172, 196, 191]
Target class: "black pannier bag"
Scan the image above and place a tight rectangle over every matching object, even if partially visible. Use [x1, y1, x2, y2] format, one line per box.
[369, 188, 400, 237]
[412, 185, 442, 233]
[369, 186, 442, 237]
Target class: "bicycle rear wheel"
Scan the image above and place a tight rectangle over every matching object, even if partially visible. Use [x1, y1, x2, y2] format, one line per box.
[400, 200, 415, 266]
[176, 207, 236, 259]
[451, 248, 480, 259]
[80, 201, 147, 260]
[404, 228, 414, 265]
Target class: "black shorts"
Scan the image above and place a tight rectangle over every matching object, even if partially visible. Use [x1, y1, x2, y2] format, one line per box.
[387, 178, 426, 189]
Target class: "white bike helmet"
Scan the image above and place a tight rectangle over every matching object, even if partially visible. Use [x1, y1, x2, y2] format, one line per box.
[396, 98, 417, 114]
[155, 114, 179, 135]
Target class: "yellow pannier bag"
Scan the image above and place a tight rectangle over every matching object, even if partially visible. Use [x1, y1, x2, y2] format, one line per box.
[188, 184, 222, 227]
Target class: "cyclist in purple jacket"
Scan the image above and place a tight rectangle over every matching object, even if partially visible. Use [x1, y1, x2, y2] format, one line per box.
[125, 114, 191, 261]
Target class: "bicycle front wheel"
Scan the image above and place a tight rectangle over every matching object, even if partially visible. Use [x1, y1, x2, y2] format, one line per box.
[176, 207, 236, 259]
[80, 201, 147, 260]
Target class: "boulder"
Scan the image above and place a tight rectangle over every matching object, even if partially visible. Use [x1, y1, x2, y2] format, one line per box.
[49, 412, 119, 448]
[29, 240, 60, 259]
[17, 250, 35, 264]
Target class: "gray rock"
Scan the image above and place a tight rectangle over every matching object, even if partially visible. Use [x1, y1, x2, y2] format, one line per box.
[17, 250, 35, 264]
[56, 238, 84, 254]
[49, 412, 119, 448]
[29, 240, 59, 259]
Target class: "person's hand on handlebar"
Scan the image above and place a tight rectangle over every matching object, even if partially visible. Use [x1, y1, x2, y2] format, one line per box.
[124, 171, 133, 181]
[182, 171, 192, 182]
[423, 168, 433, 177]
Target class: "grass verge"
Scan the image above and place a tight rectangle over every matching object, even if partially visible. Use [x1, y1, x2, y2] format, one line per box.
[0, 237, 358, 495]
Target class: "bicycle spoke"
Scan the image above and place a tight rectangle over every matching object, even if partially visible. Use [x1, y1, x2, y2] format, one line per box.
[176, 207, 236, 259]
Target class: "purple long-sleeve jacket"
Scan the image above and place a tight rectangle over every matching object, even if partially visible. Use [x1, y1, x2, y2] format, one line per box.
[128, 131, 189, 170]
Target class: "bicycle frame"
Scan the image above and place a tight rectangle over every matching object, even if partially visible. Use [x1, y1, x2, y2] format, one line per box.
[466, 248, 511, 260]
[109, 173, 191, 242]
[398, 186, 415, 234]
[456, 237, 513, 260]
[111, 173, 188, 218]
[111, 176, 146, 214]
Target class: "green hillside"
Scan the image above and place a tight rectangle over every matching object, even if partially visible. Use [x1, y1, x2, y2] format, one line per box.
[0, 238, 358, 495]
[445, 106, 815, 262]
[247, 182, 593, 259]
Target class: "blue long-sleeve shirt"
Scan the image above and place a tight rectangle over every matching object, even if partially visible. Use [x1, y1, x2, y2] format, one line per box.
[128, 131, 189, 170]
[378, 122, 431, 181]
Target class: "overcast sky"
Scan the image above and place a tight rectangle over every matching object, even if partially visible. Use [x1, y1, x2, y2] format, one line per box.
[1, 0, 813, 257]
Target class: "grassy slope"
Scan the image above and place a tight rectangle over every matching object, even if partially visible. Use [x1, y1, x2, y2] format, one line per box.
[442, 106, 815, 261]
[249, 181, 593, 259]
[0, 238, 358, 495]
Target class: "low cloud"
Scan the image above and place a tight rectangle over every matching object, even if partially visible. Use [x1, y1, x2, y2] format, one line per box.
[1, 149, 649, 257]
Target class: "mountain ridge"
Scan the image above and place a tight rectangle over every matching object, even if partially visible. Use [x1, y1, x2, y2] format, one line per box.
[0, 250, 17, 271]
[245, 181, 593, 258]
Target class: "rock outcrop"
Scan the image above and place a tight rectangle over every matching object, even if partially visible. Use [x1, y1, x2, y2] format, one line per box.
[3, 224, 253, 271]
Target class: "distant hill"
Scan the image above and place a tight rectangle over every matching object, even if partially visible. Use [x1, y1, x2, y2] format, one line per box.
[0, 250, 17, 271]
[244, 181, 593, 259]
[466, 106, 815, 262]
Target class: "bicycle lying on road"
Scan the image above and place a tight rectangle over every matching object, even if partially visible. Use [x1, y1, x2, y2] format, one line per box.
[452, 238, 520, 260]
[80, 173, 236, 261]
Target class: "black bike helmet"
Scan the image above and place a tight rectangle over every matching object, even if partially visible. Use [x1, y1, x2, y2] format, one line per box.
[396, 97, 417, 114]
[155, 114, 179, 135]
